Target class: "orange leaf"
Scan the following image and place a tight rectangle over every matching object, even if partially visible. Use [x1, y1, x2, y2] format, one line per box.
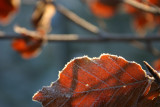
[12, 26, 46, 59]
[148, 0, 160, 5]
[0, 0, 20, 25]
[87, 0, 120, 18]
[33, 54, 158, 107]
[125, 0, 157, 34]
[132, 13, 155, 35]
[133, 15, 148, 30]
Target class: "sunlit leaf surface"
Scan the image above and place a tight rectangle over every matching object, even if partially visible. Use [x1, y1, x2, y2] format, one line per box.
[33, 54, 160, 107]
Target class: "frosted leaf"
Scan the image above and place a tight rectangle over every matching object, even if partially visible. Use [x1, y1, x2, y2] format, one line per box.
[33, 54, 160, 107]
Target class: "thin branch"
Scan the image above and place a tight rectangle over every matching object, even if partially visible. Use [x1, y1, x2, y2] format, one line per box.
[55, 3, 102, 35]
[124, 0, 160, 15]
[1, 34, 160, 42]
[28, 36, 160, 42]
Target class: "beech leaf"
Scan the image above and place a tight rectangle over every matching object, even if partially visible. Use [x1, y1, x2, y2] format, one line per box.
[12, 26, 46, 59]
[87, 0, 121, 18]
[0, 0, 20, 25]
[33, 54, 160, 107]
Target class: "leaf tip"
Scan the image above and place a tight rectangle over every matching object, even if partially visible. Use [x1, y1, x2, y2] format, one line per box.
[32, 91, 44, 102]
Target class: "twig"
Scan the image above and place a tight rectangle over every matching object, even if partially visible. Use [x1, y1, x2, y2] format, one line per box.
[124, 0, 160, 15]
[48, 35, 160, 42]
[143, 61, 160, 85]
[1, 34, 160, 42]
[55, 3, 101, 35]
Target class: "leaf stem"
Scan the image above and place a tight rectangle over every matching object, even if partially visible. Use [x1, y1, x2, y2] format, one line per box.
[143, 61, 160, 85]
